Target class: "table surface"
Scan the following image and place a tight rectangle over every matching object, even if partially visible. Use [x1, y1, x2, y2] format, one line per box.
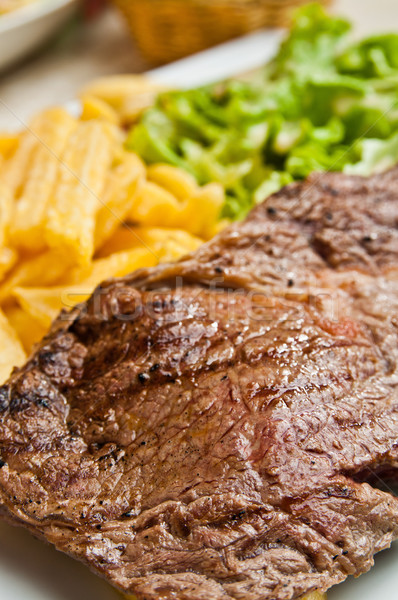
[0, 0, 398, 129]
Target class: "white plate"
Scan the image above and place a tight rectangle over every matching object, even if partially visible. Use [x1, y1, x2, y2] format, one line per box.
[148, 28, 284, 89]
[0, 0, 79, 72]
[1, 29, 397, 600]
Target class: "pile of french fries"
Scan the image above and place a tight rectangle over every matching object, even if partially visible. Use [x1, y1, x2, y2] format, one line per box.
[0, 76, 226, 383]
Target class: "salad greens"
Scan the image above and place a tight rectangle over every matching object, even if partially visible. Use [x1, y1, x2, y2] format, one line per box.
[127, 3, 398, 220]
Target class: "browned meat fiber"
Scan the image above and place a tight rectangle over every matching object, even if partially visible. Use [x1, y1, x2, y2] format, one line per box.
[1, 168, 398, 600]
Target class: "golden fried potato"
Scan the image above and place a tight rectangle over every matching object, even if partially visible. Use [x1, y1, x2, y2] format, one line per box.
[80, 75, 159, 108]
[121, 92, 164, 124]
[128, 178, 225, 239]
[80, 75, 164, 124]
[0, 247, 16, 282]
[147, 164, 198, 201]
[13, 248, 159, 327]
[1, 109, 62, 195]
[1, 109, 77, 250]
[0, 133, 19, 158]
[0, 180, 13, 248]
[0, 250, 71, 304]
[12, 233, 202, 330]
[94, 151, 146, 251]
[45, 120, 120, 265]
[4, 305, 47, 354]
[98, 225, 203, 260]
[66, 247, 159, 287]
[10, 108, 77, 252]
[13, 249, 157, 329]
[14, 286, 68, 329]
[188, 182, 226, 239]
[80, 95, 120, 125]
[0, 308, 26, 384]
[128, 180, 183, 227]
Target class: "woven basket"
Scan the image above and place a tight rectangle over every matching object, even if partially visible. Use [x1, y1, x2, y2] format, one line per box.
[113, 0, 332, 65]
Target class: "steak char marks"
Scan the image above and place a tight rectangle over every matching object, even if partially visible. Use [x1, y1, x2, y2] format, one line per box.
[1, 168, 398, 599]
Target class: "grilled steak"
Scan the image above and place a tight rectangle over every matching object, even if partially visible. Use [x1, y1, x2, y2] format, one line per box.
[1, 168, 398, 600]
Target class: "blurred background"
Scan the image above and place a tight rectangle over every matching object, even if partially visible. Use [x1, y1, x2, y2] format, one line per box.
[0, 0, 397, 129]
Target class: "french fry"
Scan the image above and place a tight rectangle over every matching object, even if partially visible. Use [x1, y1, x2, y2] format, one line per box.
[81, 75, 163, 112]
[0, 308, 26, 384]
[147, 164, 198, 200]
[10, 108, 78, 251]
[0, 109, 69, 248]
[0, 133, 19, 158]
[0, 157, 13, 248]
[128, 180, 225, 238]
[66, 247, 159, 287]
[187, 182, 225, 239]
[120, 90, 163, 124]
[98, 226, 203, 259]
[0, 250, 71, 304]
[81, 95, 120, 125]
[80, 75, 165, 125]
[4, 306, 47, 354]
[128, 180, 185, 227]
[0, 247, 17, 282]
[14, 247, 160, 327]
[97, 225, 150, 256]
[45, 120, 119, 265]
[0, 179, 13, 248]
[145, 228, 203, 261]
[1, 109, 60, 195]
[94, 151, 146, 251]
[14, 286, 66, 328]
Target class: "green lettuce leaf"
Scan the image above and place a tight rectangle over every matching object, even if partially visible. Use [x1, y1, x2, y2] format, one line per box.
[126, 3, 398, 222]
[344, 131, 398, 176]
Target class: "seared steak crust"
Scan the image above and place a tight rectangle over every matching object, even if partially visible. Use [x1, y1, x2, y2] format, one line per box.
[1, 168, 398, 599]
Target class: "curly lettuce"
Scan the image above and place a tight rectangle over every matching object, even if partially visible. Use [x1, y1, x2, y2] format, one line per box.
[127, 3, 398, 220]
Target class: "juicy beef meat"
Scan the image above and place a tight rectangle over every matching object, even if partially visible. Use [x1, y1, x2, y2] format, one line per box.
[1, 168, 398, 600]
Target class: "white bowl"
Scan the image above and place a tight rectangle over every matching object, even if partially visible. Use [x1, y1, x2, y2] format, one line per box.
[0, 0, 79, 72]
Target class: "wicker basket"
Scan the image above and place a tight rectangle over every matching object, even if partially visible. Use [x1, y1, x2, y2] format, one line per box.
[113, 0, 332, 65]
